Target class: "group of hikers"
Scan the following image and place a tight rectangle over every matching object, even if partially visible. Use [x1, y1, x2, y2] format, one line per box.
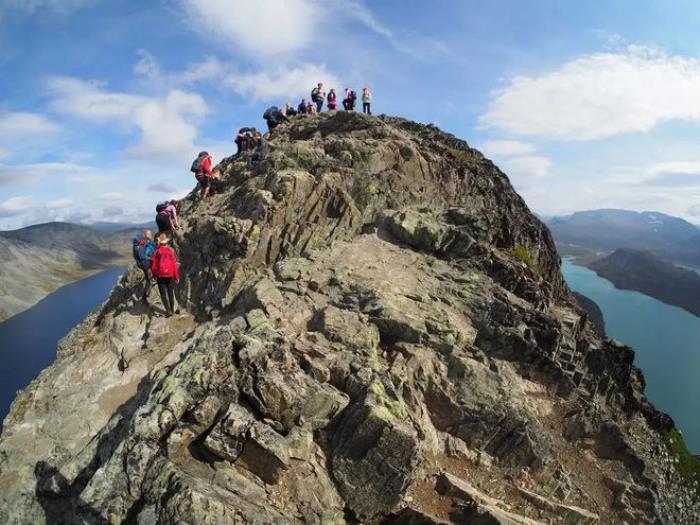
[263, 83, 373, 132]
[132, 82, 374, 318]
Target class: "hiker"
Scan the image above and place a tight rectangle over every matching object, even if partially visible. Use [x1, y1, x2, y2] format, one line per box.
[263, 105, 288, 133]
[247, 130, 270, 168]
[362, 87, 372, 115]
[307, 101, 316, 114]
[191, 151, 215, 198]
[285, 102, 298, 117]
[132, 229, 156, 304]
[297, 98, 308, 114]
[343, 88, 357, 111]
[151, 233, 180, 318]
[327, 88, 337, 111]
[155, 200, 180, 235]
[235, 127, 255, 155]
[311, 82, 325, 113]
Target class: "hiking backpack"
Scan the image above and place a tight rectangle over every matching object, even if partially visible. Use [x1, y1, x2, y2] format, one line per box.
[311, 88, 320, 101]
[154, 247, 178, 278]
[190, 151, 208, 173]
[350, 90, 357, 101]
[155, 201, 168, 213]
[262, 106, 278, 120]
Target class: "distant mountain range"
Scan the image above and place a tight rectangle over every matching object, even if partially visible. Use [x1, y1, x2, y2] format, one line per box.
[0, 222, 144, 322]
[547, 209, 700, 266]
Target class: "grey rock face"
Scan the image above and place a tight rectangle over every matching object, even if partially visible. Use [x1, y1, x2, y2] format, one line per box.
[0, 113, 697, 524]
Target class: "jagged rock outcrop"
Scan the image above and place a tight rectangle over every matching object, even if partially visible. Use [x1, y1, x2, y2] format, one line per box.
[1, 112, 698, 524]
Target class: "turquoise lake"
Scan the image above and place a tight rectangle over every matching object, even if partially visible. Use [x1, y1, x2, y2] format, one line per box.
[562, 259, 700, 453]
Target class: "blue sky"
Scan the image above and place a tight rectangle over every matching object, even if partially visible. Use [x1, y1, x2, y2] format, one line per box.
[3, 0, 700, 228]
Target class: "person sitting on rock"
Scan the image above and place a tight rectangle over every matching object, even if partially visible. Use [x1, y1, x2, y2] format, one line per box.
[307, 100, 316, 114]
[342, 88, 357, 111]
[191, 151, 216, 199]
[327, 88, 337, 111]
[297, 98, 308, 114]
[155, 199, 180, 236]
[132, 229, 156, 305]
[285, 102, 297, 117]
[263, 106, 289, 133]
[151, 233, 180, 318]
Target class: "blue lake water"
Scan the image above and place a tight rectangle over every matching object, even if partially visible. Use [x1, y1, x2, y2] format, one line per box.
[562, 259, 700, 453]
[0, 267, 125, 432]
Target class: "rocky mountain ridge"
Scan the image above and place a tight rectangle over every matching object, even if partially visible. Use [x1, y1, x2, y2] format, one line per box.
[0, 112, 697, 524]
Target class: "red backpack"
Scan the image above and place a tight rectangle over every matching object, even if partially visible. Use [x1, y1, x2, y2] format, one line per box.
[153, 247, 178, 278]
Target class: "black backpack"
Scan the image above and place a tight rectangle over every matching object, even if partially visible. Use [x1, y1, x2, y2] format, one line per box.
[190, 151, 208, 173]
[155, 201, 168, 213]
[350, 91, 357, 101]
[263, 106, 278, 120]
[311, 88, 319, 100]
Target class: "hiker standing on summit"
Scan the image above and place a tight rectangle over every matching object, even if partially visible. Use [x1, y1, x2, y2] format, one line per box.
[311, 82, 325, 113]
[362, 87, 372, 115]
[327, 88, 337, 111]
[151, 233, 180, 318]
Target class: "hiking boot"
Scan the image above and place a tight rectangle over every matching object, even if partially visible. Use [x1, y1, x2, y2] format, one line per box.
[165, 311, 173, 318]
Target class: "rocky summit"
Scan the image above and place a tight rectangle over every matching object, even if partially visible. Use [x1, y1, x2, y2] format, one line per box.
[0, 112, 698, 524]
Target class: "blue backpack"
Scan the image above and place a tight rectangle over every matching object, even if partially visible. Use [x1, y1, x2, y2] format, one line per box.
[132, 236, 155, 270]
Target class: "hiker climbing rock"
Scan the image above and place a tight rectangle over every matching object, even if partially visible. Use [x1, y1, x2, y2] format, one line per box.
[155, 199, 180, 236]
[246, 130, 269, 168]
[311, 82, 325, 113]
[132, 229, 156, 305]
[191, 151, 216, 198]
[343, 88, 357, 111]
[235, 127, 255, 155]
[263, 105, 288, 133]
[362, 87, 372, 114]
[327, 88, 337, 111]
[151, 233, 180, 318]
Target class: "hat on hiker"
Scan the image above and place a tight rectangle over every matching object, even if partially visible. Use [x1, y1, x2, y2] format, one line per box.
[157, 234, 171, 245]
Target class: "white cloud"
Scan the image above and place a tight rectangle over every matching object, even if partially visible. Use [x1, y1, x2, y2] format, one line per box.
[181, 0, 321, 57]
[0, 111, 59, 137]
[501, 156, 552, 179]
[0, 195, 33, 217]
[480, 46, 700, 140]
[226, 64, 342, 101]
[480, 140, 536, 157]
[47, 197, 74, 208]
[46, 76, 207, 159]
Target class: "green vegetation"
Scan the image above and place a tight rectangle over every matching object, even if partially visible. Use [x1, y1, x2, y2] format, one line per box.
[662, 429, 700, 486]
[510, 244, 541, 274]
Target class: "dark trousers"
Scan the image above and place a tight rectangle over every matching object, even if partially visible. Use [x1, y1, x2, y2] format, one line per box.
[141, 267, 152, 300]
[156, 212, 172, 236]
[315, 99, 323, 112]
[156, 277, 176, 314]
[363, 102, 371, 115]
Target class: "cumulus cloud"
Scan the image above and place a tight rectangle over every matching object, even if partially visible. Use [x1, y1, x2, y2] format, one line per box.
[0, 111, 59, 137]
[479, 140, 536, 157]
[0, 162, 108, 188]
[480, 46, 700, 140]
[500, 156, 552, 179]
[226, 64, 342, 101]
[687, 205, 700, 217]
[47, 197, 74, 208]
[46, 76, 208, 159]
[0, 195, 33, 217]
[181, 0, 321, 57]
[147, 182, 177, 194]
[102, 206, 123, 217]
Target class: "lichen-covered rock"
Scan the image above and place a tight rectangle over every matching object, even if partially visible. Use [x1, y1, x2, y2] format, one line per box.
[0, 113, 697, 524]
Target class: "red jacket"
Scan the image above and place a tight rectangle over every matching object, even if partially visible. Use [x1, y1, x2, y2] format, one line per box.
[151, 245, 180, 281]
